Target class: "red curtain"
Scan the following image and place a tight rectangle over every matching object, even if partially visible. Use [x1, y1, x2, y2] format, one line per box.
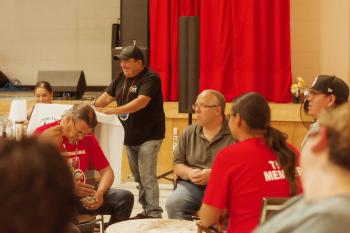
[150, 0, 292, 102]
[149, 0, 199, 101]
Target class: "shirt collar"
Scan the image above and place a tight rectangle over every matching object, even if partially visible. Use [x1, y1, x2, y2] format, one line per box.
[196, 118, 232, 140]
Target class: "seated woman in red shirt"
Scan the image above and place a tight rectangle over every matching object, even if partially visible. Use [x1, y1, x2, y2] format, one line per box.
[199, 92, 301, 233]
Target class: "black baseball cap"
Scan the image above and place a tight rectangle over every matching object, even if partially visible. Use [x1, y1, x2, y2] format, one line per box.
[113, 45, 144, 63]
[310, 75, 349, 104]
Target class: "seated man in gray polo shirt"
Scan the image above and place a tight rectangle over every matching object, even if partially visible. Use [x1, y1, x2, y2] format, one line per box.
[165, 90, 235, 220]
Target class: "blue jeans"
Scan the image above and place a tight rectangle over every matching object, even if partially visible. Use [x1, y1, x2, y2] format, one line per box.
[126, 139, 163, 217]
[78, 188, 134, 225]
[166, 181, 206, 220]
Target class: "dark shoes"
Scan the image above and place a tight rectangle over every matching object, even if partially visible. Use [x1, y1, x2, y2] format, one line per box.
[129, 213, 162, 220]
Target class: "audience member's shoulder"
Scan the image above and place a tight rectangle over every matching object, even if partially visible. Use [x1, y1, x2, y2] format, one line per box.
[291, 196, 350, 228]
[215, 142, 241, 160]
[183, 123, 201, 134]
[315, 196, 350, 216]
[34, 120, 59, 135]
[296, 210, 350, 233]
[80, 133, 99, 145]
[287, 143, 300, 154]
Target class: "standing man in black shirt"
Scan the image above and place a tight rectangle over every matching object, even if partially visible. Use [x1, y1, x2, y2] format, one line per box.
[95, 45, 165, 219]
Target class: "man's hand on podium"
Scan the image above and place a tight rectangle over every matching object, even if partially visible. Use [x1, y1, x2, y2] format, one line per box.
[96, 107, 118, 115]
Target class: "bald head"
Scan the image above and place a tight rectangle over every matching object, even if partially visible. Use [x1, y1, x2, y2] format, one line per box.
[199, 90, 226, 117]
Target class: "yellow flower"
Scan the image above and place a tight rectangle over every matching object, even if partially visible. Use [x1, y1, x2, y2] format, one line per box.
[291, 84, 299, 94]
[297, 77, 307, 89]
[291, 76, 308, 96]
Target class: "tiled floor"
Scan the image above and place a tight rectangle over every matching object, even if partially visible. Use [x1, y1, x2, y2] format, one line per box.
[89, 182, 175, 232]
[114, 181, 174, 219]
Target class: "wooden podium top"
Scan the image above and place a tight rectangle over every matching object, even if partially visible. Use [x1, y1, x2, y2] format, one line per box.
[0, 92, 313, 123]
[164, 102, 313, 123]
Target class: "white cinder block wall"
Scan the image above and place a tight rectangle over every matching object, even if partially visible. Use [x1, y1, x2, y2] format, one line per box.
[290, 0, 350, 85]
[0, 0, 120, 86]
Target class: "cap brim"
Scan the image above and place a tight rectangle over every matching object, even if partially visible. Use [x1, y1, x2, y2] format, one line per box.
[113, 54, 130, 60]
[309, 86, 325, 93]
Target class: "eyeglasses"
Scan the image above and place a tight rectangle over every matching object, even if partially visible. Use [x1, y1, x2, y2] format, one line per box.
[192, 104, 218, 110]
[72, 119, 88, 138]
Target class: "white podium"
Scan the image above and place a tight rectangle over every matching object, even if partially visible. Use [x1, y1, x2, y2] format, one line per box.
[27, 103, 124, 186]
[94, 112, 124, 186]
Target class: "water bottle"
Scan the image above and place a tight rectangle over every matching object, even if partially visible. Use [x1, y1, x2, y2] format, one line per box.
[5, 121, 14, 138]
[15, 123, 25, 141]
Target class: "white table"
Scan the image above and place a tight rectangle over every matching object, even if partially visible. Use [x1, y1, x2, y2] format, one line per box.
[106, 219, 197, 233]
[27, 103, 124, 186]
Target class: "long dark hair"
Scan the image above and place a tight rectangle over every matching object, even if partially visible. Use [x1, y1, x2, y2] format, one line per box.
[232, 92, 298, 196]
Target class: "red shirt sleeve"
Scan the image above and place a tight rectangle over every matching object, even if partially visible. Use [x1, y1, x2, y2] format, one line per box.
[203, 148, 230, 209]
[33, 120, 60, 136]
[84, 134, 110, 171]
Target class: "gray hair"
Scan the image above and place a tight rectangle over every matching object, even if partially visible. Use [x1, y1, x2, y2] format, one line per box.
[66, 103, 97, 129]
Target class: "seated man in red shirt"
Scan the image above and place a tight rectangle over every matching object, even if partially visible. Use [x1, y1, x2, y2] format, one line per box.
[34, 103, 134, 226]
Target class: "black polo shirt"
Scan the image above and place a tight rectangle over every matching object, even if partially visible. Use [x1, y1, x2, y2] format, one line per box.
[106, 67, 165, 146]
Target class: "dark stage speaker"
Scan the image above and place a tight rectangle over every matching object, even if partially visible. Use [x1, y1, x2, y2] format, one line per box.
[111, 23, 120, 49]
[111, 46, 149, 80]
[178, 17, 200, 113]
[0, 70, 10, 88]
[111, 47, 123, 80]
[120, 0, 149, 47]
[37, 70, 86, 99]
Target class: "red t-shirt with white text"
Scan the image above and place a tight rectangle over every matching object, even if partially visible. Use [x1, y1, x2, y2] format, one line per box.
[34, 120, 109, 172]
[203, 138, 301, 233]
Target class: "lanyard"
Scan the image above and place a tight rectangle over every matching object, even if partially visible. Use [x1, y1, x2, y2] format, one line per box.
[62, 140, 86, 183]
[62, 141, 80, 169]
[120, 77, 136, 105]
